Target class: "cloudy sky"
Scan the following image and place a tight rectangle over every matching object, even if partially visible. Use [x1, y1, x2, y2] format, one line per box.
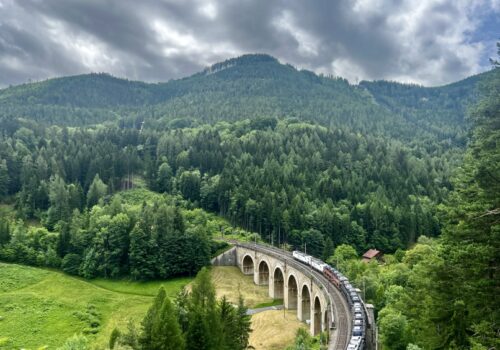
[0, 0, 498, 87]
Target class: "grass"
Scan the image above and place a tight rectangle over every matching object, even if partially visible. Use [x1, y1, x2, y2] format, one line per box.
[210, 266, 273, 308]
[249, 310, 307, 350]
[0, 263, 192, 349]
[90, 276, 192, 297]
[253, 299, 284, 308]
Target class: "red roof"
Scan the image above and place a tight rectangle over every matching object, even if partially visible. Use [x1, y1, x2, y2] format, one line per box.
[362, 249, 381, 259]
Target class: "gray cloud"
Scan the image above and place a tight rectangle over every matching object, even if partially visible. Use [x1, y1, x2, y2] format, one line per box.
[0, 0, 497, 87]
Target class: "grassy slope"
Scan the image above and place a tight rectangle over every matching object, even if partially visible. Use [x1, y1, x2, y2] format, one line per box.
[210, 266, 306, 350]
[210, 266, 273, 308]
[0, 263, 191, 349]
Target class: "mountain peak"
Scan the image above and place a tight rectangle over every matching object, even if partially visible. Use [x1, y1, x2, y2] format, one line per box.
[204, 54, 279, 75]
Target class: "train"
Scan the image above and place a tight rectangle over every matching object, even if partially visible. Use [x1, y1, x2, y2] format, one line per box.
[292, 250, 366, 350]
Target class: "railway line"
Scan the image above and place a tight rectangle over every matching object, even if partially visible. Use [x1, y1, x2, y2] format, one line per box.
[235, 242, 352, 350]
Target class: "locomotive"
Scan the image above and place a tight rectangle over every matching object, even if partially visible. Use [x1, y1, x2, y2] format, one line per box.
[292, 250, 366, 350]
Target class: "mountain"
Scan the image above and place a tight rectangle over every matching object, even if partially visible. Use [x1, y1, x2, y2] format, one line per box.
[0, 53, 492, 142]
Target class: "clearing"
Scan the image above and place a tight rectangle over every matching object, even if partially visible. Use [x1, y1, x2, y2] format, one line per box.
[249, 310, 307, 350]
[0, 263, 191, 349]
[211, 266, 305, 349]
[210, 266, 274, 308]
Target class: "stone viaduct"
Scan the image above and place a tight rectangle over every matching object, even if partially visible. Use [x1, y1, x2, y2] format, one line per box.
[212, 242, 350, 346]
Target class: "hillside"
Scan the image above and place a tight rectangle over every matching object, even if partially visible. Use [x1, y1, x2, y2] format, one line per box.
[0, 54, 491, 143]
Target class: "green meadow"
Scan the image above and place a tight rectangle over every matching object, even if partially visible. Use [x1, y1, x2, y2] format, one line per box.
[0, 263, 192, 349]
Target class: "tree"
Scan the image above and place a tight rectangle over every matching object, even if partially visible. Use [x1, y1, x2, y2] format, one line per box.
[151, 296, 185, 350]
[322, 236, 334, 261]
[86, 174, 107, 208]
[434, 60, 499, 349]
[234, 295, 252, 350]
[378, 308, 409, 350]
[61, 253, 82, 275]
[140, 287, 166, 349]
[327, 244, 358, 269]
[157, 162, 173, 193]
[0, 220, 10, 246]
[178, 170, 201, 202]
[46, 175, 70, 230]
[0, 159, 9, 198]
[186, 267, 222, 350]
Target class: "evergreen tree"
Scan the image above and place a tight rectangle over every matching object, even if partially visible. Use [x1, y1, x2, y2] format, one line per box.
[0, 159, 9, 198]
[46, 175, 71, 230]
[219, 296, 238, 350]
[151, 296, 185, 350]
[0, 220, 10, 246]
[435, 66, 499, 348]
[139, 287, 166, 349]
[322, 236, 334, 261]
[234, 295, 252, 350]
[86, 174, 108, 208]
[157, 162, 173, 193]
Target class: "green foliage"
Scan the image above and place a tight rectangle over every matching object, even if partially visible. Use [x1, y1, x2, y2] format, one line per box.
[86, 174, 108, 208]
[285, 328, 314, 350]
[431, 66, 499, 349]
[327, 244, 358, 267]
[56, 334, 88, 350]
[0, 262, 190, 349]
[112, 267, 251, 350]
[378, 308, 409, 350]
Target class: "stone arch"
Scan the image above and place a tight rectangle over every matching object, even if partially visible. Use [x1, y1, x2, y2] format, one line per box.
[242, 254, 254, 275]
[313, 296, 322, 335]
[258, 260, 270, 285]
[287, 274, 298, 309]
[301, 284, 311, 322]
[273, 267, 284, 299]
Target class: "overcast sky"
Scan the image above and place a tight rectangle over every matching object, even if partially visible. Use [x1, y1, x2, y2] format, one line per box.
[0, 0, 498, 88]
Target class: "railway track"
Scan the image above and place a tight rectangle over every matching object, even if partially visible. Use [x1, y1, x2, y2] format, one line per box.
[236, 242, 352, 350]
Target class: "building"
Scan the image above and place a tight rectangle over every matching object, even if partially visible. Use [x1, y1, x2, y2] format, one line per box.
[362, 249, 383, 263]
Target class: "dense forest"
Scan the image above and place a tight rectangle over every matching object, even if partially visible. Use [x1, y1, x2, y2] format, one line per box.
[0, 53, 498, 349]
[332, 63, 499, 350]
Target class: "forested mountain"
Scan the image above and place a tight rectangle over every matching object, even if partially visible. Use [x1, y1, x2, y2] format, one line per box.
[0, 55, 495, 258]
[0, 54, 490, 142]
[0, 52, 498, 349]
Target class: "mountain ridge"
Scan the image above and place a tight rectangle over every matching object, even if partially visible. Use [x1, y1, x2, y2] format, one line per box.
[0, 53, 493, 145]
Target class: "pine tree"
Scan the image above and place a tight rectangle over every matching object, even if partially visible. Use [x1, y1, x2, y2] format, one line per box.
[140, 287, 166, 349]
[0, 220, 10, 246]
[0, 159, 9, 198]
[322, 236, 334, 261]
[187, 267, 222, 350]
[235, 295, 252, 350]
[46, 175, 71, 230]
[219, 296, 237, 350]
[151, 296, 185, 350]
[86, 174, 108, 208]
[436, 64, 499, 348]
[157, 162, 173, 193]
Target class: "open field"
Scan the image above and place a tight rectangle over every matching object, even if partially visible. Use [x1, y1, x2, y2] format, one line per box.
[210, 266, 274, 308]
[211, 266, 303, 350]
[249, 310, 307, 350]
[0, 263, 191, 349]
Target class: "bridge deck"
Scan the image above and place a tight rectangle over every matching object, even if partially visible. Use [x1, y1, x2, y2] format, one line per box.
[236, 242, 352, 350]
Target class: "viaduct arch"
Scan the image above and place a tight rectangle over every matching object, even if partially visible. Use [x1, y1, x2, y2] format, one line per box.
[233, 243, 337, 340]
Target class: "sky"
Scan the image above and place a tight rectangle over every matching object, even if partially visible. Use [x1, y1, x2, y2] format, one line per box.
[0, 0, 498, 88]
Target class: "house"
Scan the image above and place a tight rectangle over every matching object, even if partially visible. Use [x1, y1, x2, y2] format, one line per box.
[362, 249, 383, 263]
